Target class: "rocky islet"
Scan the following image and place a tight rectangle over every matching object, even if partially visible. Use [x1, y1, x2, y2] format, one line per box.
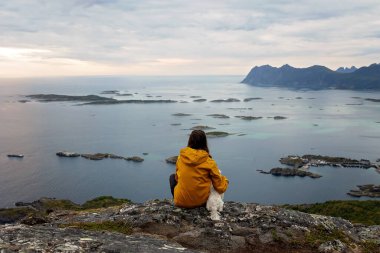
[258, 167, 322, 179]
[56, 151, 144, 162]
[347, 184, 380, 198]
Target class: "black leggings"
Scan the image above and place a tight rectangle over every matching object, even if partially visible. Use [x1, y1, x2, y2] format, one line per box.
[169, 173, 177, 197]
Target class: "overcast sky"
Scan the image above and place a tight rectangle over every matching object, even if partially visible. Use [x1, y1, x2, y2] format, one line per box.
[0, 0, 379, 77]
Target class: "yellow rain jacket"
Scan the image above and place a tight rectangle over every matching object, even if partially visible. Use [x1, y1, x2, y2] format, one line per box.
[174, 147, 229, 208]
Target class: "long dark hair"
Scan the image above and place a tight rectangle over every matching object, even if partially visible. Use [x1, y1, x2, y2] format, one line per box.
[188, 130, 209, 153]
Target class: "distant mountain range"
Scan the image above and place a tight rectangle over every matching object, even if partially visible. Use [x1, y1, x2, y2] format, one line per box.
[241, 63, 380, 90]
[336, 66, 357, 73]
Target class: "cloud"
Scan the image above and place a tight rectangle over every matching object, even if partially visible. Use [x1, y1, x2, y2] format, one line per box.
[0, 0, 379, 77]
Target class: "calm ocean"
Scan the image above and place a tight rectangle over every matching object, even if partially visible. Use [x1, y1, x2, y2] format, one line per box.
[0, 75, 379, 208]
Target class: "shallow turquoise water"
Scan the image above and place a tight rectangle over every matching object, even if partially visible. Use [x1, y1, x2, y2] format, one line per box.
[0, 76, 379, 207]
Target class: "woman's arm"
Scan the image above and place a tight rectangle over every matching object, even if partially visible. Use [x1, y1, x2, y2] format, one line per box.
[209, 160, 229, 194]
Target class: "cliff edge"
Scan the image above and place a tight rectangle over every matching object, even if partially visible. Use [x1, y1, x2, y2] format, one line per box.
[1, 198, 379, 252]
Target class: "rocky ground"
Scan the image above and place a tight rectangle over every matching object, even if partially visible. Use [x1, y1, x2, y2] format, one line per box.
[1, 197, 380, 253]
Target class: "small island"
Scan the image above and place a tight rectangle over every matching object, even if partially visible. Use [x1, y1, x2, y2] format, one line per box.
[210, 98, 240, 102]
[190, 125, 215, 130]
[165, 156, 178, 164]
[25, 94, 177, 105]
[206, 114, 230, 119]
[347, 184, 380, 198]
[243, 97, 262, 102]
[56, 151, 144, 162]
[258, 168, 321, 179]
[172, 113, 192, 116]
[235, 116, 262, 120]
[279, 155, 375, 169]
[193, 98, 207, 102]
[259, 154, 379, 179]
[206, 131, 230, 137]
[26, 94, 114, 102]
[273, 116, 287, 120]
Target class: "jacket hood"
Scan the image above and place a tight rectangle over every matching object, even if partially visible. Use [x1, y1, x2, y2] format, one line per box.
[179, 147, 209, 166]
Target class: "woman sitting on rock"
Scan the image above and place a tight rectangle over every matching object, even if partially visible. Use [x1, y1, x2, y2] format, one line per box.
[169, 130, 229, 208]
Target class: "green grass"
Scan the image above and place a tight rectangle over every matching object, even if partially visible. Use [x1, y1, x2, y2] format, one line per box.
[60, 220, 132, 234]
[283, 200, 380, 225]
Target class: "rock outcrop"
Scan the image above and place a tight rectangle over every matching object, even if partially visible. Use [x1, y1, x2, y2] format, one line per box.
[0, 224, 195, 252]
[1, 198, 379, 252]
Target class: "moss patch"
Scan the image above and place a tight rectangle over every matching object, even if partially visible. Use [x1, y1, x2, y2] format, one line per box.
[0, 207, 37, 224]
[305, 225, 348, 247]
[283, 200, 380, 225]
[60, 220, 132, 235]
[361, 240, 380, 253]
[38, 199, 80, 212]
[81, 196, 131, 210]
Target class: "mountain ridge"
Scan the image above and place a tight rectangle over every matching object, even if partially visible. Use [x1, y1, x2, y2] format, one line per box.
[242, 63, 380, 90]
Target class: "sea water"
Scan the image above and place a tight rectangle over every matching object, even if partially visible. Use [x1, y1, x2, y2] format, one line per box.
[0, 75, 379, 208]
